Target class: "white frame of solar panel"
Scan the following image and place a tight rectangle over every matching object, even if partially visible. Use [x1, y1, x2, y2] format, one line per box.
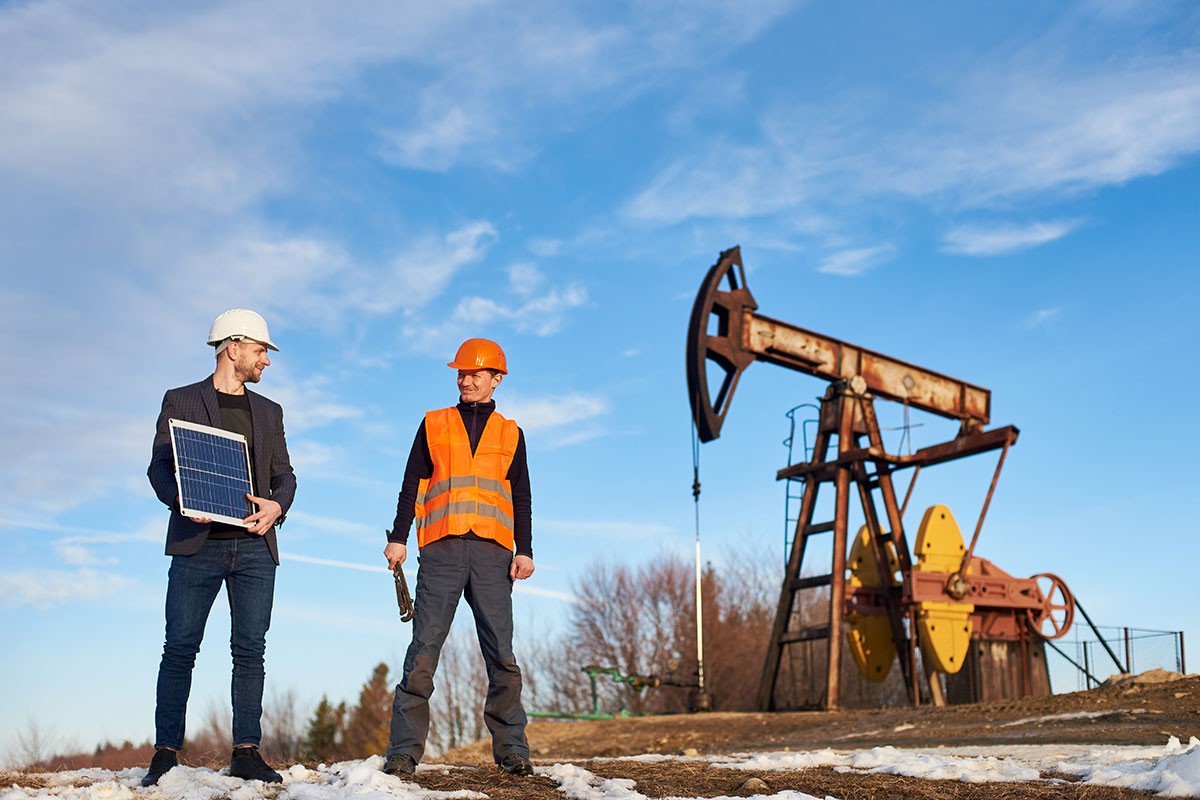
[169, 418, 256, 527]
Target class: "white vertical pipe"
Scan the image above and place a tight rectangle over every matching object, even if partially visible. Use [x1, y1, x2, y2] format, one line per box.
[695, 531, 705, 692]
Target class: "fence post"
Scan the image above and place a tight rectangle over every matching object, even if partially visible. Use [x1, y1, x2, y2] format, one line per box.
[1181, 632, 1187, 675]
[1124, 628, 1132, 676]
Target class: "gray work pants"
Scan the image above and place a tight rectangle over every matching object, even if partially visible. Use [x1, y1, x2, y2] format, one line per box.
[387, 536, 529, 764]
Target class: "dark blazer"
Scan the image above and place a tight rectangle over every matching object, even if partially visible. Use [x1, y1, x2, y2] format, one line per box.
[148, 377, 297, 564]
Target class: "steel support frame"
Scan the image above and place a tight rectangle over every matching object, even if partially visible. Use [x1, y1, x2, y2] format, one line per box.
[757, 383, 923, 711]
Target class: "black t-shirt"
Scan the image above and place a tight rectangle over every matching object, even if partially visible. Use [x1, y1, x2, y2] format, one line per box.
[208, 390, 254, 538]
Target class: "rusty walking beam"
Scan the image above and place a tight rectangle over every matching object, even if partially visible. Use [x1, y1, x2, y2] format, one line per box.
[687, 246, 991, 443]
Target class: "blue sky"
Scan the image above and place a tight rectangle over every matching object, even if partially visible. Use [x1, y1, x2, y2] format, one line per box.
[1, 0, 1198, 760]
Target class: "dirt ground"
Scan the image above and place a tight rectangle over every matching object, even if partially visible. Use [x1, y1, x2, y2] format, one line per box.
[418, 669, 1200, 800]
[4, 671, 1197, 799]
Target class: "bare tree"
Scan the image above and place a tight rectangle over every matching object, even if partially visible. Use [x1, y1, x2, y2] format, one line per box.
[521, 625, 593, 717]
[694, 543, 777, 711]
[13, 719, 60, 769]
[185, 701, 232, 767]
[425, 622, 488, 756]
[568, 552, 697, 715]
[537, 543, 782, 716]
[261, 687, 305, 764]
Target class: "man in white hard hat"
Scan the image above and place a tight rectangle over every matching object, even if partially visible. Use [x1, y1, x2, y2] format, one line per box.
[381, 337, 535, 778]
[142, 309, 297, 786]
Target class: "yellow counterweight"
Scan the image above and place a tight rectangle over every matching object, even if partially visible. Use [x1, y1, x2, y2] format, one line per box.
[913, 505, 974, 674]
[846, 525, 899, 681]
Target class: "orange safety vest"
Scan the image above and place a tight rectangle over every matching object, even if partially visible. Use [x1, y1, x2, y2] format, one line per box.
[415, 407, 520, 551]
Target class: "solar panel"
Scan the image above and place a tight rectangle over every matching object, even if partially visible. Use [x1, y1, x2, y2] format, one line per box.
[169, 418, 255, 527]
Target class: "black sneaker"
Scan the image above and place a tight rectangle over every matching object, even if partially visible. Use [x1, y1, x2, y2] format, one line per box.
[141, 747, 178, 787]
[499, 752, 533, 776]
[382, 753, 416, 775]
[229, 746, 282, 783]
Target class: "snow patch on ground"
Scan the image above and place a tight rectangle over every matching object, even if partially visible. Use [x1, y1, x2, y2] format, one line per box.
[3, 738, 1199, 800]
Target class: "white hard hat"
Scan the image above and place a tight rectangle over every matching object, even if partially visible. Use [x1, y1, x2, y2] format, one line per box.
[207, 309, 279, 352]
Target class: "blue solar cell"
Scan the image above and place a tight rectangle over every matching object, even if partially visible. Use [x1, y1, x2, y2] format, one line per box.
[169, 419, 255, 526]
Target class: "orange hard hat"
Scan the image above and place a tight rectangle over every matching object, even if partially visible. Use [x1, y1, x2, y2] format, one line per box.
[448, 338, 508, 374]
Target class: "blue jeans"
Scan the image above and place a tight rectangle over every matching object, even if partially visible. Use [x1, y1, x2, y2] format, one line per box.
[388, 536, 529, 764]
[153, 536, 276, 750]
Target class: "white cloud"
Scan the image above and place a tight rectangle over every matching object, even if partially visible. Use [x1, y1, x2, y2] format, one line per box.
[0, 518, 162, 544]
[622, 146, 803, 224]
[53, 542, 116, 567]
[379, 104, 485, 172]
[0, 410, 152, 516]
[622, 46, 1200, 225]
[371, 1, 796, 173]
[528, 238, 562, 258]
[0, 1, 487, 213]
[508, 263, 545, 296]
[942, 220, 1082, 256]
[0, 0, 773, 532]
[282, 552, 390, 574]
[539, 428, 610, 450]
[0, 568, 130, 610]
[1021, 307, 1063, 330]
[355, 222, 499, 315]
[958, 61, 1200, 200]
[401, 277, 589, 353]
[267, 374, 364, 435]
[284, 440, 339, 471]
[511, 284, 589, 335]
[817, 245, 894, 277]
[164, 231, 351, 326]
[500, 394, 609, 433]
[870, 52, 1200, 204]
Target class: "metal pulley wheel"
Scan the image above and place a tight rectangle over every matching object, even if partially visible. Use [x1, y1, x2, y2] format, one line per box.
[1026, 572, 1074, 639]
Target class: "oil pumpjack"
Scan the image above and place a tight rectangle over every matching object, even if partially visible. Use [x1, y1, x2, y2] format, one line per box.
[686, 246, 1075, 710]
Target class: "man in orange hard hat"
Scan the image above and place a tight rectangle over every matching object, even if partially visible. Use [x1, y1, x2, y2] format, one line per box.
[382, 337, 535, 777]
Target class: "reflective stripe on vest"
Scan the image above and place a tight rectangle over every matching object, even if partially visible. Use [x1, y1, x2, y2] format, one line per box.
[414, 407, 519, 550]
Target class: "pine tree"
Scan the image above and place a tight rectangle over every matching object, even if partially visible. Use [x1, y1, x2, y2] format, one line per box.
[303, 696, 346, 762]
[342, 662, 393, 758]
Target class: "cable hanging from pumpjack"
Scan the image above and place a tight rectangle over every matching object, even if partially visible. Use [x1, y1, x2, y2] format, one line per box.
[690, 378, 704, 504]
[387, 529, 415, 622]
[689, 406, 707, 699]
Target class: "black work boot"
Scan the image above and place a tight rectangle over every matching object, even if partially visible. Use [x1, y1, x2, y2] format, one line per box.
[229, 746, 283, 783]
[141, 747, 179, 787]
[382, 753, 417, 775]
[499, 752, 533, 776]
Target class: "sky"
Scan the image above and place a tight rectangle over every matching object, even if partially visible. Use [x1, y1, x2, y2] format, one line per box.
[1, 0, 1199, 763]
[5, 735, 1200, 798]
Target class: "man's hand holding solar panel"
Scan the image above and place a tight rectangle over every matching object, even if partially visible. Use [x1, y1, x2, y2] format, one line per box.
[173, 493, 279, 532]
[175, 494, 281, 533]
[169, 419, 283, 534]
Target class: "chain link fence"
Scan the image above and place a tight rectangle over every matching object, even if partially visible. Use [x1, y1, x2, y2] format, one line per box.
[1045, 626, 1186, 693]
